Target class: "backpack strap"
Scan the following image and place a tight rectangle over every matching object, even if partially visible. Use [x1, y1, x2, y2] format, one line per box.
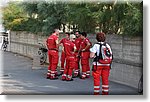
[96, 42, 106, 60]
[92, 42, 102, 72]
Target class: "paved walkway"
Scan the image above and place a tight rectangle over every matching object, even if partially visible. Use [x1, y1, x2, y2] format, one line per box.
[0, 51, 140, 95]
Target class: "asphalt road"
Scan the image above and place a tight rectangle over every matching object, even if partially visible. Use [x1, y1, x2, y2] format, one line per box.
[0, 51, 140, 95]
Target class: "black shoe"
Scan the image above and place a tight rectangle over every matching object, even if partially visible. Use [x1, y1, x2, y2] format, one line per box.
[80, 76, 85, 79]
[66, 78, 74, 81]
[73, 73, 80, 78]
[72, 76, 77, 78]
[47, 77, 50, 79]
[86, 76, 90, 78]
[62, 79, 66, 81]
[50, 77, 58, 80]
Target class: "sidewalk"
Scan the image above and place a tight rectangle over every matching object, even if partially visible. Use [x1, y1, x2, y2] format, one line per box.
[0, 51, 140, 95]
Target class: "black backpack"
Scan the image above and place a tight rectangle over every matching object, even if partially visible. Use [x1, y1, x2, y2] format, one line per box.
[94, 42, 113, 64]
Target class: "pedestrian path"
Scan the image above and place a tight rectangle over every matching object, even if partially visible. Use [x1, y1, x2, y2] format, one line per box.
[0, 51, 139, 95]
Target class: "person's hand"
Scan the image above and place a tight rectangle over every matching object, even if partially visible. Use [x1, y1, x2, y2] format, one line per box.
[76, 54, 79, 58]
[82, 49, 85, 52]
[76, 54, 80, 58]
[62, 47, 64, 52]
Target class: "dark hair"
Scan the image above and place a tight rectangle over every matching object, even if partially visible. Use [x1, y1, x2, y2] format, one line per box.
[70, 32, 74, 34]
[81, 32, 87, 37]
[65, 32, 70, 36]
[96, 32, 106, 42]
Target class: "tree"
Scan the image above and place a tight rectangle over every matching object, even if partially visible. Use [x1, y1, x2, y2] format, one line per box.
[22, 1, 67, 35]
[121, 2, 143, 36]
[2, 2, 28, 31]
[2, 1, 142, 36]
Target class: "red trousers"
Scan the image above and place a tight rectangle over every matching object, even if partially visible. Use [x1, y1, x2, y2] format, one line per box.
[81, 51, 90, 78]
[74, 52, 80, 77]
[60, 51, 66, 72]
[47, 50, 59, 79]
[92, 65, 110, 95]
[62, 56, 75, 80]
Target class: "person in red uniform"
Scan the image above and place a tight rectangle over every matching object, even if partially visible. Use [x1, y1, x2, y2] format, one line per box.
[61, 34, 76, 81]
[59, 32, 70, 74]
[46, 29, 60, 80]
[90, 32, 112, 95]
[80, 32, 91, 79]
[74, 31, 82, 77]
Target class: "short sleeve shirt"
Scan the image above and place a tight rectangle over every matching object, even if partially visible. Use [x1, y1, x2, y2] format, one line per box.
[74, 37, 82, 51]
[90, 42, 112, 57]
[46, 34, 58, 49]
[60, 38, 69, 46]
[64, 40, 76, 56]
[90, 42, 112, 65]
[80, 38, 91, 51]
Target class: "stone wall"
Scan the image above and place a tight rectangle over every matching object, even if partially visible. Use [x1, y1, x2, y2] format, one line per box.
[89, 34, 143, 88]
[10, 31, 47, 58]
[10, 31, 143, 88]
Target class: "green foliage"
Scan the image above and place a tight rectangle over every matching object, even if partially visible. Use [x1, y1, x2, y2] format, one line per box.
[21, 2, 67, 35]
[66, 3, 96, 33]
[2, 1, 143, 36]
[122, 3, 143, 36]
[2, 2, 28, 31]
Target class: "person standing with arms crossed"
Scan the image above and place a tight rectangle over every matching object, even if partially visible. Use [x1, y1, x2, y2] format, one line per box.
[46, 29, 60, 80]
